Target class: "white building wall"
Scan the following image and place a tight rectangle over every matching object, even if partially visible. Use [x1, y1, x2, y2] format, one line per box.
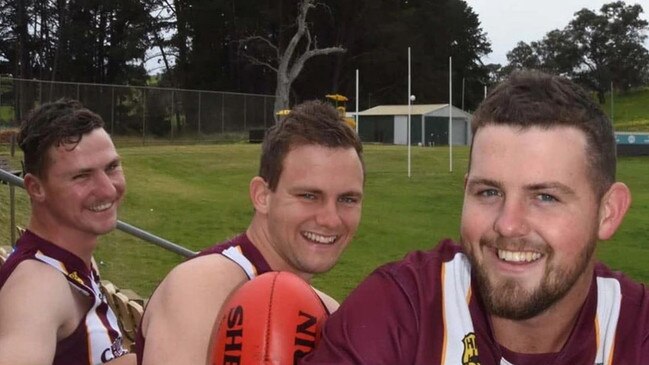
[394, 115, 408, 145]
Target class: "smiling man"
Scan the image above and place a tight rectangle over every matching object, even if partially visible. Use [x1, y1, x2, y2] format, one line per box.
[136, 100, 365, 365]
[302, 70, 649, 364]
[0, 99, 134, 365]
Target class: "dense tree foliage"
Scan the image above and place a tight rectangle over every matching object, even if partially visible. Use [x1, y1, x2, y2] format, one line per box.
[503, 1, 649, 103]
[0, 0, 151, 84]
[1, 0, 493, 113]
[288, 0, 492, 110]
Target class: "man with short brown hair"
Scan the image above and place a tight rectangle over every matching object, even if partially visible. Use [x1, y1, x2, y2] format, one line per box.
[0, 99, 134, 365]
[137, 100, 365, 365]
[303, 70, 648, 364]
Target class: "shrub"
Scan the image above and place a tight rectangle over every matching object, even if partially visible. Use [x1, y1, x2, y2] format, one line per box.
[0, 128, 18, 143]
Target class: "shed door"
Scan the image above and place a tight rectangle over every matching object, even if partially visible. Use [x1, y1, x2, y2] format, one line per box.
[394, 116, 408, 145]
[452, 118, 467, 145]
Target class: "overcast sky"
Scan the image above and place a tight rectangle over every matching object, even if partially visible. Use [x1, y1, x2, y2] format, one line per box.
[464, 0, 649, 66]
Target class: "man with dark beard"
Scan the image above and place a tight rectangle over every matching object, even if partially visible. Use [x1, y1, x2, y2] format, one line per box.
[301, 70, 648, 365]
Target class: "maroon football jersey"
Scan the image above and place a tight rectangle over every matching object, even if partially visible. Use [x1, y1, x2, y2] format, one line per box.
[302, 240, 649, 365]
[0, 230, 128, 365]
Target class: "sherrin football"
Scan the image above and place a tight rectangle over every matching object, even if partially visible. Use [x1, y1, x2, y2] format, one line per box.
[211, 271, 328, 365]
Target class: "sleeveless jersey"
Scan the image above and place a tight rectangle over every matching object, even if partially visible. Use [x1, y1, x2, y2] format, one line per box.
[302, 239, 649, 365]
[135, 233, 272, 364]
[0, 230, 128, 365]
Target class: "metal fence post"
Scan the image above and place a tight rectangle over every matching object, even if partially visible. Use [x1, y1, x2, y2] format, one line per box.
[110, 87, 115, 134]
[243, 95, 247, 131]
[142, 88, 146, 146]
[9, 184, 16, 245]
[198, 91, 202, 135]
[263, 96, 267, 128]
[221, 93, 225, 133]
[171, 90, 175, 141]
[10, 133, 15, 157]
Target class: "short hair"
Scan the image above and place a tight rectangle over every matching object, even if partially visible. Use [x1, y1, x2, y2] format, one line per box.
[470, 70, 616, 197]
[259, 100, 364, 191]
[18, 99, 105, 177]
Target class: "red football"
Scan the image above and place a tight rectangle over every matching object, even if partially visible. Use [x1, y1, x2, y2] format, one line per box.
[211, 271, 328, 365]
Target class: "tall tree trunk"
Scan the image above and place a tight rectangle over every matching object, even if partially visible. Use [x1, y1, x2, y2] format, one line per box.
[274, 74, 291, 120]
[240, 0, 344, 120]
[597, 89, 606, 104]
[16, 0, 29, 79]
[97, 4, 108, 83]
[14, 0, 29, 119]
[51, 0, 68, 84]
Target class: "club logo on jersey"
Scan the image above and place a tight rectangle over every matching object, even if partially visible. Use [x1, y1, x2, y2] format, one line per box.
[68, 271, 84, 285]
[462, 332, 480, 365]
[100, 337, 128, 362]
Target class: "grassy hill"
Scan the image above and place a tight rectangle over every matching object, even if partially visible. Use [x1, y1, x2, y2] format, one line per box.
[603, 87, 649, 131]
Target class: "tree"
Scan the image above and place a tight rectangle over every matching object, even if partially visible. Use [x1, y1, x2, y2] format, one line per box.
[114, 0, 492, 114]
[504, 1, 649, 103]
[570, 2, 649, 102]
[505, 41, 542, 71]
[0, 0, 151, 84]
[239, 0, 345, 118]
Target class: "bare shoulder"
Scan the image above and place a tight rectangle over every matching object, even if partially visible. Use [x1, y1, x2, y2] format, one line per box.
[0, 260, 76, 364]
[146, 254, 249, 317]
[140, 254, 250, 365]
[0, 259, 73, 314]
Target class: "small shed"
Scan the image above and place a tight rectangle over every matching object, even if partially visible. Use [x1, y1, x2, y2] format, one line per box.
[355, 104, 472, 145]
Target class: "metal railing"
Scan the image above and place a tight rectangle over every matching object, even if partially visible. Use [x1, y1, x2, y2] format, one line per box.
[0, 168, 196, 258]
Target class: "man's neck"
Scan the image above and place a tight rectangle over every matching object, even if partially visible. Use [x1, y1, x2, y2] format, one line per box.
[27, 218, 97, 269]
[245, 219, 314, 283]
[490, 268, 594, 354]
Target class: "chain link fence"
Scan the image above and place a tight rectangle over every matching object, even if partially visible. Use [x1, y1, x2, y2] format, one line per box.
[0, 76, 276, 145]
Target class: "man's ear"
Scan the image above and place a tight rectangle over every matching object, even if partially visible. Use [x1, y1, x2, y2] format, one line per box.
[463, 173, 469, 190]
[598, 182, 631, 240]
[249, 176, 271, 214]
[23, 173, 45, 203]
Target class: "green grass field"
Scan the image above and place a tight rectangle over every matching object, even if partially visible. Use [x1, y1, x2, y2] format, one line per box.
[1, 143, 648, 301]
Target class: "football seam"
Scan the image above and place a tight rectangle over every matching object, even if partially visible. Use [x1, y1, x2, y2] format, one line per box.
[264, 272, 279, 361]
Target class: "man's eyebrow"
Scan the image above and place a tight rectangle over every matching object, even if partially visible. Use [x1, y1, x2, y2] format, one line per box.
[289, 186, 323, 194]
[466, 178, 502, 189]
[525, 182, 576, 196]
[107, 156, 121, 166]
[340, 190, 363, 198]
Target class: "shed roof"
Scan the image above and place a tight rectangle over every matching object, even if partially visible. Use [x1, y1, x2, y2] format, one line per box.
[357, 104, 471, 118]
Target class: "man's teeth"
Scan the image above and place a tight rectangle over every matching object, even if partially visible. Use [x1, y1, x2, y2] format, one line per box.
[303, 232, 337, 244]
[89, 202, 112, 212]
[497, 249, 542, 263]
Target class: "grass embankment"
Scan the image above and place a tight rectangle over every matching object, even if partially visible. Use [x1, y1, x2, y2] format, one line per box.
[1, 144, 648, 301]
[604, 87, 649, 131]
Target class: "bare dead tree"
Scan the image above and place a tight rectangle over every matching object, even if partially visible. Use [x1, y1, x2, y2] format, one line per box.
[240, 0, 345, 121]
